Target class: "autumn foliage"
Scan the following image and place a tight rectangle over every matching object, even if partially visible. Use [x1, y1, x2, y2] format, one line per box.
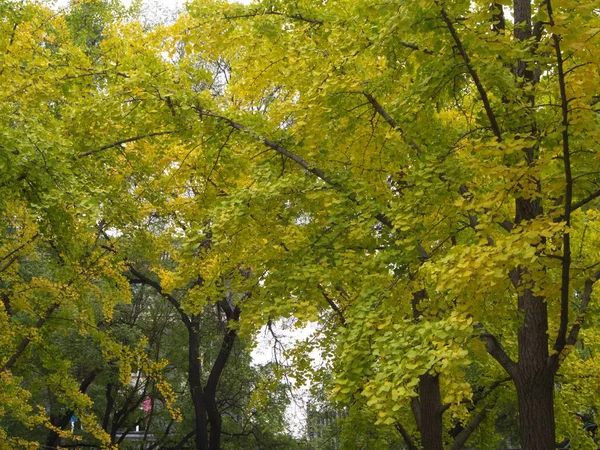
[1, 0, 600, 449]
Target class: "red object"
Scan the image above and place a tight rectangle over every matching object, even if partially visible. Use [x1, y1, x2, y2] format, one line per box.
[142, 397, 152, 414]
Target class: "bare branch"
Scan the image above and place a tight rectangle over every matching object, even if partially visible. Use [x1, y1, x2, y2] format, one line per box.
[439, 8, 502, 141]
[363, 92, 422, 153]
[569, 188, 600, 213]
[398, 40, 434, 55]
[450, 406, 490, 450]
[551, 24, 573, 355]
[318, 284, 346, 326]
[78, 131, 174, 157]
[480, 333, 517, 377]
[395, 422, 419, 450]
[225, 10, 323, 25]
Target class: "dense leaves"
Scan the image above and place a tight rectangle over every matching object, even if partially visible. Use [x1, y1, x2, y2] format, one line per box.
[1, 0, 600, 448]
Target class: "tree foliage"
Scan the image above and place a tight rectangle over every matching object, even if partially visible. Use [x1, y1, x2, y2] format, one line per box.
[1, 0, 600, 448]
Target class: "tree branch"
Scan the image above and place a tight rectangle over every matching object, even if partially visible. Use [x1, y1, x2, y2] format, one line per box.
[550, 16, 573, 355]
[364, 94, 513, 237]
[0, 233, 39, 266]
[224, 10, 323, 25]
[439, 8, 502, 141]
[197, 108, 404, 233]
[318, 284, 346, 326]
[126, 266, 191, 327]
[363, 92, 422, 153]
[397, 40, 434, 54]
[198, 108, 337, 186]
[450, 406, 490, 450]
[564, 270, 600, 349]
[78, 131, 174, 157]
[46, 368, 101, 448]
[569, 189, 600, 213]
[205, 304, 241, 394]
[395, 422, 419, 450]
[410, 396, 421, 433]
[472, 377, 510, 405]
[0, 301, 60, 373]
[479, 332, 517, 377]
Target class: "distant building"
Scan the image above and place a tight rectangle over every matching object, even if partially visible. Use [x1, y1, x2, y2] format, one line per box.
[306, 398, 346, 450]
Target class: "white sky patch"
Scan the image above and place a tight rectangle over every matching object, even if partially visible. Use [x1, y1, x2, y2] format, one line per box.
[52, 0, 251, 11]
[251, 318, 322, 437]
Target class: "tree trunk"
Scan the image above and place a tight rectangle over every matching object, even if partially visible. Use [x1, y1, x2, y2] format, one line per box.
[515, 373, 555, 450]
[204, 303, 241, 450]
[188, 322, 209, 450]
[410, 291, 445, 450]
[418, 373, 444, 450]
[510, 0, 557, 447]
[513, 286, 556, 449]
[206, 397, 222, 450]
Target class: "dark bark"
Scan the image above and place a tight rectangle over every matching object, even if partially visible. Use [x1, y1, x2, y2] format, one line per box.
[507, 1, 557, 449]
[515, 373, 556, 450]
[440, 8, 501, 141]
[102, 382, 115, 432]
[409, 291, 445, 450]
[188, 321, 209, 450]
[450, 406, 489, 450]
[204, 303, 241, 450]
[395, 422, 419, 450]
[418, 373, 444, 450]
[510, 176, 556, 450]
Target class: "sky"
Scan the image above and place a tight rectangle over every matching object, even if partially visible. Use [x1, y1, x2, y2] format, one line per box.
[53, 0, 252, 15]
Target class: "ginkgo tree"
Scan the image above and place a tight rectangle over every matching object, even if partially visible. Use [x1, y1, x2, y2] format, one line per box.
[3, 0, 600, 448]
[142, 0, 600, 449]
[0, 3, 128, 448]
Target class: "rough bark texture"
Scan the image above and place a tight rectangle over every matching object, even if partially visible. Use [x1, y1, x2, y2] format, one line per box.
[515, 374, 556, 450]
[418, 373, 444, 450]
[510, 1, 557, 448]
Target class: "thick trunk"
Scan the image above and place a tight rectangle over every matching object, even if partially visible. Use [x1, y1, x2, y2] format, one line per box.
[515, 374, 555, 450]
[188, 323, 209, 450]
[410, 291, 444, 450]
[514, 286, 556, 449]
[206, 395, 222, 450]
[204, 304, 241, 450]
[511, 0, 556, 446]
[418, 373, 444, 450]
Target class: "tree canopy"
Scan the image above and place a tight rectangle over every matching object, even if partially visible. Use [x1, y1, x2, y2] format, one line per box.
[1, 0, 600, 449]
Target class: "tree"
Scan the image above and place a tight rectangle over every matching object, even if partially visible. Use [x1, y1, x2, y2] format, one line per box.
[0, 2, 138, 446]
[151, 0, 600, 448]
[3, 0, 600, 448]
